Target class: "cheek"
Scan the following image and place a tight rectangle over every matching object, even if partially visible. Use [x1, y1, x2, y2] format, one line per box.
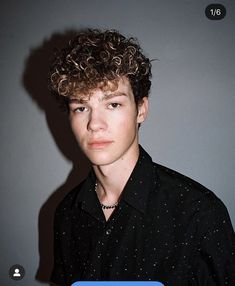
[111, 112, 138, 138]
[114, 107, 137, 124]
[70, 120, 85, 140]
[120, 110, 138, 129]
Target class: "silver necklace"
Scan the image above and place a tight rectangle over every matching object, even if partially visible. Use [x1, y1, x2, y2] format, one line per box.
[95, 182, 119, 210]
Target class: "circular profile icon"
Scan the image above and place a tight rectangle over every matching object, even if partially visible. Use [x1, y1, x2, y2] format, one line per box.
[9, 264, 25, 280]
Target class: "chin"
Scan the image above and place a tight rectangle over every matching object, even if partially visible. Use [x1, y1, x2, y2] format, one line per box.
[84, 151, 112, 165]
[90, 158, 115, 167]
[87, 151, 122, 167]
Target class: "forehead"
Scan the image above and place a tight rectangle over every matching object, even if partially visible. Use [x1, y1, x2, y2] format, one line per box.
[70, 77, 133, 102]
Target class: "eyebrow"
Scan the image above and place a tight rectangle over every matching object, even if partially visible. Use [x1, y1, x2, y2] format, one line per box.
[68, 92, 127, 104]
[68, 98, 86, 104]
[102, 92, 127, 101]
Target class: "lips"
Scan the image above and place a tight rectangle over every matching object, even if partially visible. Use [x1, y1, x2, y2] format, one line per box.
[88, 140, 113, 149]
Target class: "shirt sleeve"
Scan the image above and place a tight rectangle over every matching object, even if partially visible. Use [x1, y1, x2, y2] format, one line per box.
[191, 196, 235, 285]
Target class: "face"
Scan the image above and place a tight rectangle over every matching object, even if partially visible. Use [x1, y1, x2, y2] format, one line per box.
[69, 77, 148, 167]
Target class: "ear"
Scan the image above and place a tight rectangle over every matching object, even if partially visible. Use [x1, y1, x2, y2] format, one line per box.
[137, 97, 149, 124]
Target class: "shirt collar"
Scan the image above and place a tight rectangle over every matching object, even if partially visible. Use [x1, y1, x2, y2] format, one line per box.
[74, 170, 105, 222]
[121, 145, 155, 214]
[74, 145, 156, 219]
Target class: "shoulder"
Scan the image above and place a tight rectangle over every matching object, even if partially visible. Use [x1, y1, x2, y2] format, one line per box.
[154, 163, 212, 195]
[152, 163, 234, 240]
[153, 163, 228, 215]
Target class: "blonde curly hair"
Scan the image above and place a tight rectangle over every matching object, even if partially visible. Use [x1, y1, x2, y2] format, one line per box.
[49, 29, 152, 107]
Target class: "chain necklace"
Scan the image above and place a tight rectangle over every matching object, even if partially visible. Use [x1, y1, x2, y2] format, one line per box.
[95, 182, 119, 209]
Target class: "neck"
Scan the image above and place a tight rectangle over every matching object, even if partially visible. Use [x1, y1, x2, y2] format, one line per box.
[93, 144, 140, 202]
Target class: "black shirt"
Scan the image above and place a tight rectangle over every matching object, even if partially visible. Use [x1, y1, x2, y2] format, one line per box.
[51, 146, 235, 285]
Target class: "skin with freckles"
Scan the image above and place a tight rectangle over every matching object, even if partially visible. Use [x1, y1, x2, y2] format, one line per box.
[69, 77, 148, 220]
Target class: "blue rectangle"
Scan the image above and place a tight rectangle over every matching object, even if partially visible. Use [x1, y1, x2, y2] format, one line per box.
[71, 282, 164, 286]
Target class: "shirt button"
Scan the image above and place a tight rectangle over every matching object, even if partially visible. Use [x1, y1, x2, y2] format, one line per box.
[106, 229, 111, 235]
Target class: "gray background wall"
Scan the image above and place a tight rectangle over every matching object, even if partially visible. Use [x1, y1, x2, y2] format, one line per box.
[1, 0, 234, 285]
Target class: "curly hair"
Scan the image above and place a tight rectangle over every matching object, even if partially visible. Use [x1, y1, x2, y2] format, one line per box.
[49, 29, 152, 107]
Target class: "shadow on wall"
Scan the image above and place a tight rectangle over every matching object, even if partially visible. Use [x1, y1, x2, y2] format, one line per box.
[22, 29, 91, 284]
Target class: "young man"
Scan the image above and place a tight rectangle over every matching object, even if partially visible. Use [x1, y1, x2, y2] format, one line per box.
[49, 29, 235, 285]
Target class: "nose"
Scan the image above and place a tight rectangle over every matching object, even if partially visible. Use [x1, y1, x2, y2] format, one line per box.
[87, 108, 107, 132]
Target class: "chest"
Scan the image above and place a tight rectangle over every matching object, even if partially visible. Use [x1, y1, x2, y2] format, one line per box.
[63, 203, 197, 281]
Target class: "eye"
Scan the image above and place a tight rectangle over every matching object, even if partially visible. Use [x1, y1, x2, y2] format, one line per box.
[72, 106, 89, 113]
[108, 103, 121, 109]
